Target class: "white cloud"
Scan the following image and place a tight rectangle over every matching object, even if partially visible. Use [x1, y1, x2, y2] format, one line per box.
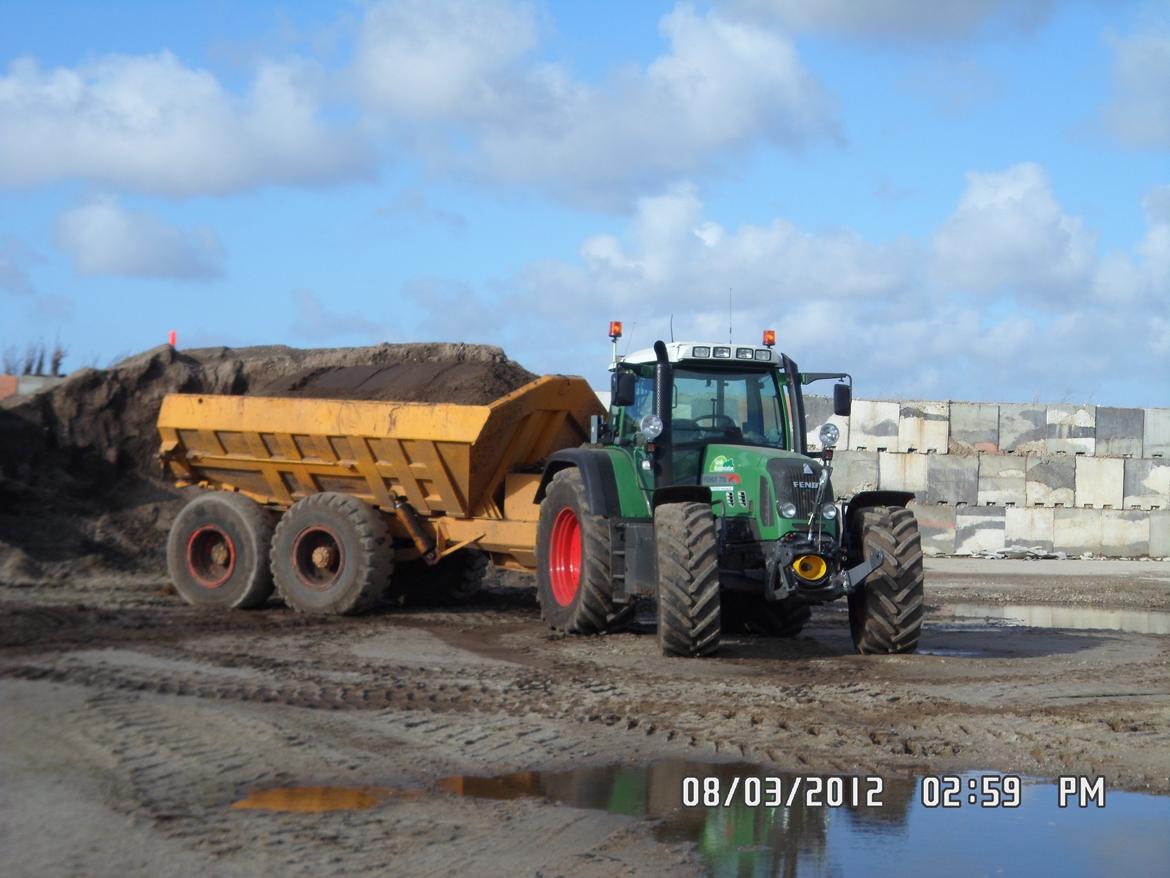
[351, 0, 538, 120]
[0, 238, 37, 295]
[463, 167, 1168, 404]
[288, 291, 393, 342]
[1104, 31, 1170, 150]
[57, 197, 224, 279]
[350, 1, 837, 207]
[0, 52, 373, 195]
[931, 163, 1096, 297]
[1095, 185, 1170, 303]
[724, 0, 1053, 40]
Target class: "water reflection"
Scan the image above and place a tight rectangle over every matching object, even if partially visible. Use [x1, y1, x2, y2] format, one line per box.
[439, 761, 916, 877]
[439, 762, 1169, 878]
[945, 603, 1170, 635]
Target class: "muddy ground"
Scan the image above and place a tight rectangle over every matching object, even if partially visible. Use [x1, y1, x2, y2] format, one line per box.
[1, 557, 1167, 877]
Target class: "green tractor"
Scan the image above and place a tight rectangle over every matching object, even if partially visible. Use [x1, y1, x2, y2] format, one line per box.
[533, 326, 924, 657]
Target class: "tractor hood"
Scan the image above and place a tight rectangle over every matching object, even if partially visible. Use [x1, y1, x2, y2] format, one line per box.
[697, 444, 836, 539]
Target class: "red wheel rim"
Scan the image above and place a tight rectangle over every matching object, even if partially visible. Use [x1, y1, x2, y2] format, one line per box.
[186, 526, 236, 588]
[291, 526, 345, 591]
[548, 507, 581, 606]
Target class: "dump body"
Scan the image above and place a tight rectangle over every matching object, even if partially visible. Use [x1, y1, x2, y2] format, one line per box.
[157, 375, 603, 568]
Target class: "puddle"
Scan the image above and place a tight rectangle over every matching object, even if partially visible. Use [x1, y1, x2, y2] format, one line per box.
[231, 786, 411, 812]
[916, 646, 991, 657]
[438, 761, 1169, 878]
[945, 603, 1170, 635]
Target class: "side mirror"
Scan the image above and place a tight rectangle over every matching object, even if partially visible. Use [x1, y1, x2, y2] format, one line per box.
[612, 370, 637, 408]
[833, 383, 852, 417]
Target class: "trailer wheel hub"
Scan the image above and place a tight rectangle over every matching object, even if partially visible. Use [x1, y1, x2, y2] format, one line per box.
[292, 527, 345, 590]
[186, 526, 236, 589]
[548, 507, 582, 606]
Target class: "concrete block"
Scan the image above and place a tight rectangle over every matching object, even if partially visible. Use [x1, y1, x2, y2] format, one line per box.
[911, 502, 956, 555]
[828, 450, 878, 498]
[925, 455, 978, 505]
[1150, 510, 1170, 557]
[0, 374, 16, 401]
[1074, 457, 1124, 508]
[1144, 409, 1170, 458]
[1054, 508, 1102, 555]
[977, 456, 1026, 506]
[878, 452, 927, 493]
[1045, 404, 1095, 455]
[955, 507, 1005, 554]
[999, 404, 1047, 454]
[1005, 506, 1055, 552]
[1025, 457, 1075, 507]
[1100, 511, 1150, 557]
[1123, 459, 1170, 509]
[804, 395, 850, 452]
[1095, 407, 1144, 458]
[949, 402, 999, 454]
[898, 401, 948, 453]
[14, 375, 63, 396]
[849, 400, 900, 451]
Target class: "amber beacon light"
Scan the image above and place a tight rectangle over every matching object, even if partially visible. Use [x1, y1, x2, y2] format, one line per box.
[762, 329, 776, 347]
[609, 321, 623, 340]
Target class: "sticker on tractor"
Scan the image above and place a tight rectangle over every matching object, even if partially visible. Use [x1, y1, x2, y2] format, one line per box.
[709, 455, 735, 473]
[701, 473, 741, 486]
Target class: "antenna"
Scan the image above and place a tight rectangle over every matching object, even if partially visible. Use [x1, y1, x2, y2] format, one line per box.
[669, 314, 675, 342]
[728, 288, 733, 343]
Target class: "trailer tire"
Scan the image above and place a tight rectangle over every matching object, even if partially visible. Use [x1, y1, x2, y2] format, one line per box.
[848, 507, 924, 654]
[395, 550, 488, 606]
[536, 468, 632, 634]
[723, 594, 811, 637]
[655, 502, 721, 657]
[167, 492, 275, 609]
[271, 492, 393, 616]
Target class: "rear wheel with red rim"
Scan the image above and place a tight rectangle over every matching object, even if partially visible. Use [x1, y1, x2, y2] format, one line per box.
[535, 468, 632, 634]
[166, 492, 274, 609]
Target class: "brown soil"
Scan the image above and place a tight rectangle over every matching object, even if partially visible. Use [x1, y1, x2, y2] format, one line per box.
[0, 343, 536, 582]
[0, 559, 1166, 877]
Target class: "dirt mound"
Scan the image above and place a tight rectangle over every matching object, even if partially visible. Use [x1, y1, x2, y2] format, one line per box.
[0, 342, 537, 580]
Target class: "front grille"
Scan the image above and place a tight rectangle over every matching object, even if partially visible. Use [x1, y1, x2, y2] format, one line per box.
[767, 458, 832, 520]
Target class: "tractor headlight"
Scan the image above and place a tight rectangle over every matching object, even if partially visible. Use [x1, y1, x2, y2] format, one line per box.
[639, 413, 663, 440]
[779, 502, 797, 519]
[821, 502, 838, 520]
[818, 423, 840, 449]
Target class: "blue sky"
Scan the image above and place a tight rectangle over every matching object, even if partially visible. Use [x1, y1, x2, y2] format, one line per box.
[1, 0, 1167, 405]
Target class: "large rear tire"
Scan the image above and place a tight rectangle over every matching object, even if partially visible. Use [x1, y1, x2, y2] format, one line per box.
[848, 507, 924, 654]
[535, 468, 632, 633]
[723, 593, 811, 637]
[655, 502, 720, 657]
[270, 492, 393, 616]
[166, 492, 274, 609]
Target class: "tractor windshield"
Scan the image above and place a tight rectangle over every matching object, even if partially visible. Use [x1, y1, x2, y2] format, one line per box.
[670, 367, 790, 450]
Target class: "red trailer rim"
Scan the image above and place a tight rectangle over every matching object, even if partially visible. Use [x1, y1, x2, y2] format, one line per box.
[186, 526, 236, 588]
[548, 507, 582, 606]
[292, 526, 345, 591]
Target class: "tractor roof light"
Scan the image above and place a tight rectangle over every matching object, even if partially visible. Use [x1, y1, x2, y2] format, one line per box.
[763, 329, 776, 347]
[609, 321, 623, 340]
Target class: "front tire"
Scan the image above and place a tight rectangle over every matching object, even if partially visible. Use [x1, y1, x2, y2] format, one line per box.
[848, 507, 924, 654]
[655, 502, 721, 657]
[535, 468, 632, 633]
[166, 492, 274, 609]
[270, 492, 393, 615]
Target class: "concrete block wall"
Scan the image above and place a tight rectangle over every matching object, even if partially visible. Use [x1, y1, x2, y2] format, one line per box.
[804, 395, 1170, 557]
[0, 374, 64, 401]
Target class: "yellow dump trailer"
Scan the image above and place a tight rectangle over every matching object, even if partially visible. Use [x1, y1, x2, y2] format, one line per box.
[157, 376, 603, 614]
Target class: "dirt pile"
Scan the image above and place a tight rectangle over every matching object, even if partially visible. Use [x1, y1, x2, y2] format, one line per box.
[0, 343, 537, 580]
